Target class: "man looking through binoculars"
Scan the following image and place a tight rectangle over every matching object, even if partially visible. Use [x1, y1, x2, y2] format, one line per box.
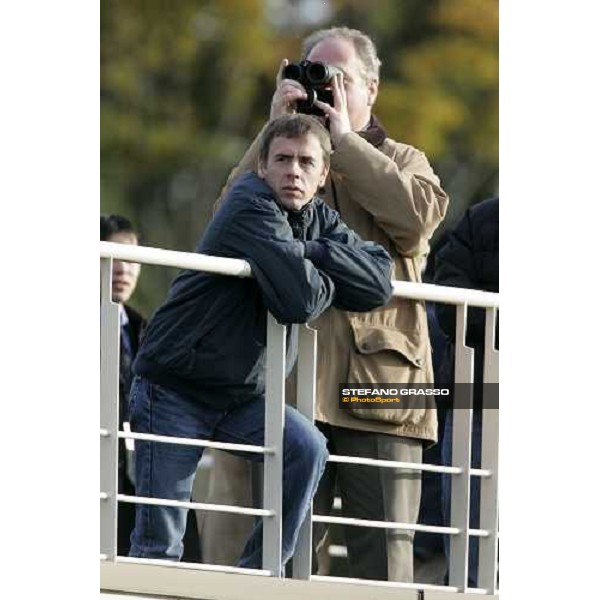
[272, 39, 377, 138]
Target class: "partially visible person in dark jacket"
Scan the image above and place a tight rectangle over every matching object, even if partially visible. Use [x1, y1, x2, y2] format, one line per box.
[100, 215, 145, 556]
[128, 114, 394, 570]
[434, 196, 499, 588]
[101, 215, 203, 561]
[413, 233, 451, 584]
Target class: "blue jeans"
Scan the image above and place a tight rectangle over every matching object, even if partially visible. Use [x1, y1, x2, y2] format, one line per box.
[441, 410, 482, 588]
[128, 376, 328, 569]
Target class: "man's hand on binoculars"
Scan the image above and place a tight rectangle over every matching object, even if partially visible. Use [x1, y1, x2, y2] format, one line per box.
[314, 73, 352, 144]
[270, 59, 308, 121]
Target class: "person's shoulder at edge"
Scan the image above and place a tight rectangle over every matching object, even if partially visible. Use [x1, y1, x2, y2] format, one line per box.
[456, 196, 498, 239]
[470, 196, 499, 217]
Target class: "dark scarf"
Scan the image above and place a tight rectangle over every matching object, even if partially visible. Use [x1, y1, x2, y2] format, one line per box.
[357, 114, 387, 148]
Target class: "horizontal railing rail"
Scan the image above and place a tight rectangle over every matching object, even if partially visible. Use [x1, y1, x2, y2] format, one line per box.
[100, 241, 253, 277]
[100, 241, 499, 598]
[100, 241, 499, 306]
[116, 494, 274, 517]
[116, 430, 271, 455]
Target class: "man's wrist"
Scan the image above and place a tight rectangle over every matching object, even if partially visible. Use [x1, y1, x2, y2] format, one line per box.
[329, 127, 354, 149]
[304, 240, 327, 264]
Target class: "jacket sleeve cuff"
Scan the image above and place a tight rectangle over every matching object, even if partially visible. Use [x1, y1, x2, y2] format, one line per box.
[304, 240, 327, 265]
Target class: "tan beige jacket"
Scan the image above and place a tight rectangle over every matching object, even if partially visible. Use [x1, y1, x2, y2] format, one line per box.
[218, 125, 449, 443]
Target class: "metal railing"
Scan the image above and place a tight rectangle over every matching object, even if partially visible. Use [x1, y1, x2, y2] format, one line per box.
[100, 241, 499, 599]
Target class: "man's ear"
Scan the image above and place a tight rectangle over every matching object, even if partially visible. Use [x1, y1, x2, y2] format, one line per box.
[367, 78, 379, 107]
[257, 162, 266, 179]
[319, 165, 330, 188]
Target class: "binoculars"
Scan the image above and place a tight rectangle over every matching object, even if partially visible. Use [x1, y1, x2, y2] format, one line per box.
[282, 60, 341, 116]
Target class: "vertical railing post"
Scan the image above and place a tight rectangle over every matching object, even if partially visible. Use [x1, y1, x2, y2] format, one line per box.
[448, 303, 474, 591]
[263, 313, 286, 576]
[100, 257, 120, 560]
[292, 325, 318, 579]
[478, 307, 500, 593]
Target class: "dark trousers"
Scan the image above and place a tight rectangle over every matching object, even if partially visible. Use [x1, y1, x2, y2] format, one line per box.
[313, 423, 422, 582]
[128, 376, 329, 569]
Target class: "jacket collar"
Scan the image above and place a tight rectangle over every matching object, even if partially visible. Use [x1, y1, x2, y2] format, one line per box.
[286, 202, 314, 240]
[240, 172, 316, 238]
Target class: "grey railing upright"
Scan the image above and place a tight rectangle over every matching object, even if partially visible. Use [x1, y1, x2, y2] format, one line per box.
[478, 307, 500, 593]
[100, 257, 121, 561]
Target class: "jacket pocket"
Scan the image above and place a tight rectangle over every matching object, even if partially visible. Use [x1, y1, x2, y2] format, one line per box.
[350, 322, 426, 369]
[347, 321, 429, 426]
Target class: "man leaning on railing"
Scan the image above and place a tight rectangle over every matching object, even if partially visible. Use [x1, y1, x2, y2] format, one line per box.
[126, 114, 394, 570]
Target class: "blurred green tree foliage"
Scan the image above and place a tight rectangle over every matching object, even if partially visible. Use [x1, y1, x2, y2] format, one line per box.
[101, 0, 498, 313]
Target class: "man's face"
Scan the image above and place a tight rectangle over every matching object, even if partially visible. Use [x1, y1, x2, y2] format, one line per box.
[307, 37, 378, 132]
[108, 231, 140, 304]
[258, 133, 329, 211]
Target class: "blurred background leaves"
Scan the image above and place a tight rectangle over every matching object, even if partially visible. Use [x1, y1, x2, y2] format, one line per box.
[101, 0, 498, 314]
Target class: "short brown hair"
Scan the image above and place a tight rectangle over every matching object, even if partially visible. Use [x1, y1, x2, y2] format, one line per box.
[259, 114, 332, 167]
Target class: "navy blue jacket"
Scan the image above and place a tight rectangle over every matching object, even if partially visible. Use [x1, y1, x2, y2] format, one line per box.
[434, 196, 499, 408]
[134, 172, 393, 407]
